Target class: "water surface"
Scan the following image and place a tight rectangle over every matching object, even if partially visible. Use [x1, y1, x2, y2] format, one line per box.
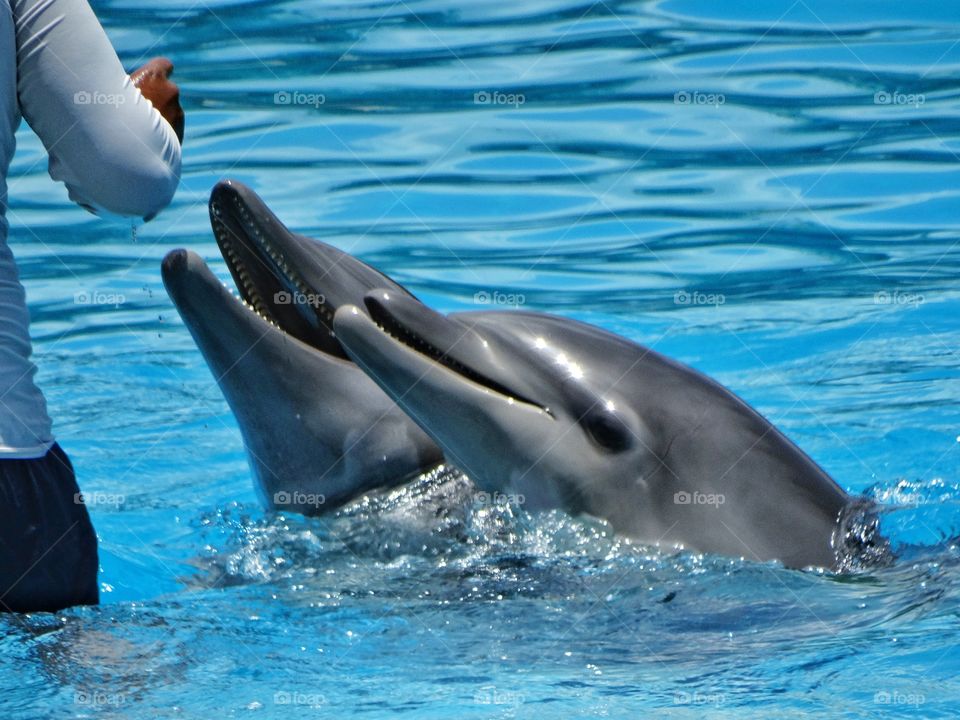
[3, 0, 959, 717]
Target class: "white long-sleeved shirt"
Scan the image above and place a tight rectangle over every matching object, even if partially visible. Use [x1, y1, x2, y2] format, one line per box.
[1, 0, 181, 457]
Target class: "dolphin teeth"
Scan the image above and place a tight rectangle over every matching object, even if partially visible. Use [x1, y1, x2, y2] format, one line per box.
[216, 206, 332, 338]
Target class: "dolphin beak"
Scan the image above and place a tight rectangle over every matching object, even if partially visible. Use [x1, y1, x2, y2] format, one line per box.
[333, 293, 549, 419]
[333, 298, 551, 487]
[207, 179, 422, 359]
[162, 251, 445, 512]
[361, 289, 547, 409]
[162, 247, 246, 330]
[208, 179, 344, 355]
[161, 248, 285, 371]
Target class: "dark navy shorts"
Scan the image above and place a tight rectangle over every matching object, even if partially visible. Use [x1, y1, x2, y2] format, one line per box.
[0, 444, 99, 613]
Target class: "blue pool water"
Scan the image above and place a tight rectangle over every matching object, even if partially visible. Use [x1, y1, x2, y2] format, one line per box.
[3, 0, 960, 716]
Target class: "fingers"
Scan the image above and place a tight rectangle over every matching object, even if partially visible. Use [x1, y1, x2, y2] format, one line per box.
[129, 56, 185, 144]
[131, 57, 174, 85]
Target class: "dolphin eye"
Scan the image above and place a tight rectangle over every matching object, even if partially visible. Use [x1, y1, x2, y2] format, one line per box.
[583, 408, 634, 453]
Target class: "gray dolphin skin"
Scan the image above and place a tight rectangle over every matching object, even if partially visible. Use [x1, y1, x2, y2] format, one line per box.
[333, 290, 866, 570]
[161, 181, 443, 513]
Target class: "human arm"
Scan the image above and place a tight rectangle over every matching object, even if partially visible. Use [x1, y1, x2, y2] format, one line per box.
[13, 0, 182, 220]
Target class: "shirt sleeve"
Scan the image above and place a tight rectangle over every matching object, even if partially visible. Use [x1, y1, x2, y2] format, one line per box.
[12, 0, 181, 220]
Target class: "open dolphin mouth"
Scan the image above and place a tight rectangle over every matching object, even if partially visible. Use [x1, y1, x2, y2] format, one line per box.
[358, 291, 550, 414]
[208, 180, 346, 357]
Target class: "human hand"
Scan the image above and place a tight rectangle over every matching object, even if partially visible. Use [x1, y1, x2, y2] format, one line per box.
[130, 57, 184, 144]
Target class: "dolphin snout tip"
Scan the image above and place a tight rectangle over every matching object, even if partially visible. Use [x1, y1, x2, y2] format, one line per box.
[211, 178, 238, 194]
[334, 304, 363, 321]
[161, 249, 211, 294]
[209, 178, 252, 209]
[161, 248, 190, 276]
[362, 287, 397, 315]
[209, 181, 234, 211]
[332, 304, 367, 336]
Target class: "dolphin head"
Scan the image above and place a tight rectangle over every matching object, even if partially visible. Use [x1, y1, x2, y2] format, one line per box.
[207, 179, 417, 359]
[161, 181, 442, 514]
[332, 290, 661, 514]
[333, 290, 853, 569]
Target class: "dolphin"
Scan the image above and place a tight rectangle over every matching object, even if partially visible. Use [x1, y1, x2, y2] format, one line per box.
[161, 180, 443, 514]
[332, 290, 880, 570]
